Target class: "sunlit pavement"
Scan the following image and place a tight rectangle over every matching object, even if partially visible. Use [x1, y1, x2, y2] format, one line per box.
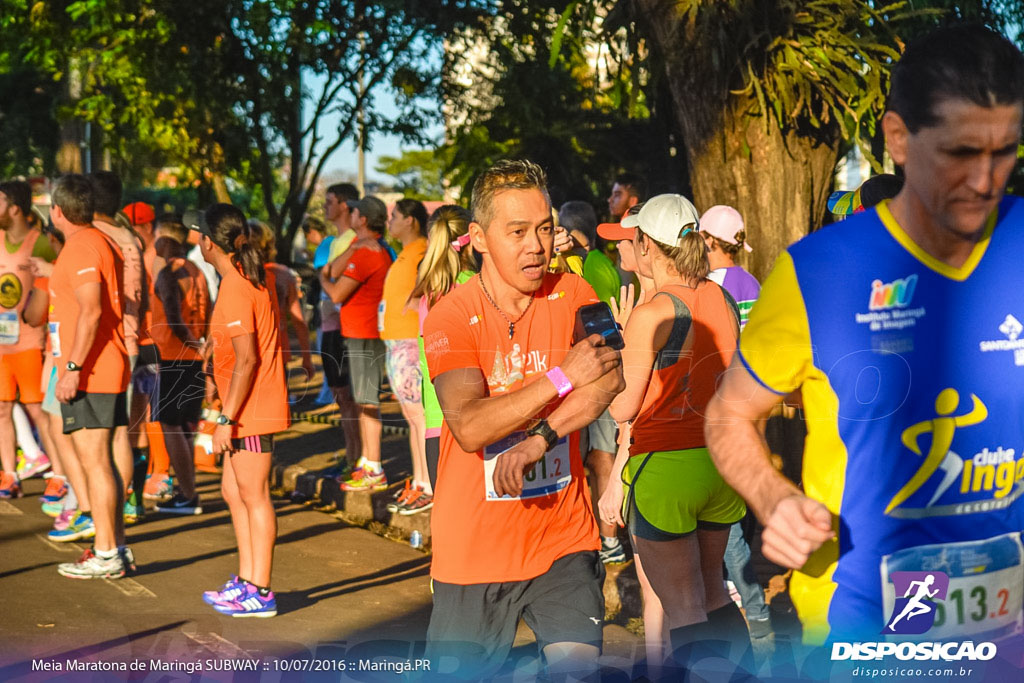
[0, 473, 640, 681]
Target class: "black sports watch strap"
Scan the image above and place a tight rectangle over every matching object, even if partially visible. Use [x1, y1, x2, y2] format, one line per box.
[525, 419, 559, 452]
[215, 414, 236, 426]
[66, 361, 82, 372]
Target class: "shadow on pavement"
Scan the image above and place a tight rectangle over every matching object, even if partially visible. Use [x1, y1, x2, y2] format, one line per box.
[278, 556, 430, 615]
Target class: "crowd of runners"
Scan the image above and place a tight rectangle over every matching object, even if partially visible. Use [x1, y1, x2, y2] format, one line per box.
[2, 22, 1024, 680]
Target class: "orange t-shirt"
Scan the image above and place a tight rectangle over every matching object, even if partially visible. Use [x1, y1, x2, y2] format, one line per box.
[340, 246, 391, 339]
[379, 237, 426, 340]
[93, 220, 146, 353]
[423, 272, 601, 584]
[151, 258, 209, 363]
[208, 267, 289, 437]
[49, 227, 129, 393]
[630, 281, 739, 455]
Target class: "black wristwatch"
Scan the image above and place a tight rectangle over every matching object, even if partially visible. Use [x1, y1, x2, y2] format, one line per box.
[215, 414, 236, 426]
[66, 361, 82, 372]
[526, 419, 559, 452]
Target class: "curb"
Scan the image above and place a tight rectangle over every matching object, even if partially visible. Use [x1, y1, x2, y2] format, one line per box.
[289, 410, 410, 436]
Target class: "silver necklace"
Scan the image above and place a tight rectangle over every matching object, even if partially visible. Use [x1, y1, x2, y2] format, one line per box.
[479, 275, 534, 339]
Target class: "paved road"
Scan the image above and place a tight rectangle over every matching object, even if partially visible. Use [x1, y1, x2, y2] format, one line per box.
[0, 474, 640, 682]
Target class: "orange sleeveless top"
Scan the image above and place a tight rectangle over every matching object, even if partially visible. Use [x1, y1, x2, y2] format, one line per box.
[630, 280, 739, 455]
[0, 229, 46, 353]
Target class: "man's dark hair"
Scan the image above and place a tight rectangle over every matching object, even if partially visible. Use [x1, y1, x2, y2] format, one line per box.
[888, 24, 1024, 133]
[327, 182, 359, 203]
[52, 174, 95, 225]
[860, 174, 905, 209]
[614, 173, 647, 201]
[558, 201, 598, 250]
[154, 213, 189, 246]
[0, 180, 32, 216]
[89, 170, 123, 217]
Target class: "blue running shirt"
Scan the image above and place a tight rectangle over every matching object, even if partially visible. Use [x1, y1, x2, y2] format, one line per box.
[739, 198, 1024, 644]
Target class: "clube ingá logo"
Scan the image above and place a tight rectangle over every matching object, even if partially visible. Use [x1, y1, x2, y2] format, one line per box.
[883, 571, 949, 635]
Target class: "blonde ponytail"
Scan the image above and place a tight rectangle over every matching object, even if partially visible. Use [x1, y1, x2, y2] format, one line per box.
[650, 227, 710, 285]
[409, 205, 476, 307]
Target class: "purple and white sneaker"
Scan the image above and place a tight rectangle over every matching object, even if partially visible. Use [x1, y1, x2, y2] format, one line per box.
[213, 583, 277, 618]
[203, 575, 245, 605]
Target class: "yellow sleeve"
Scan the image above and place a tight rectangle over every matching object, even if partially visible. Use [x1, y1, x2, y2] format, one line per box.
[737, 251, 813, 394]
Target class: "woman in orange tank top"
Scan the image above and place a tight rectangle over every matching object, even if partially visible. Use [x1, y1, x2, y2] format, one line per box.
[601, 195, 752, 673]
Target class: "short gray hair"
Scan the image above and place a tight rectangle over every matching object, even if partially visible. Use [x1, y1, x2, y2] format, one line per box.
[471, 159, 549, 230]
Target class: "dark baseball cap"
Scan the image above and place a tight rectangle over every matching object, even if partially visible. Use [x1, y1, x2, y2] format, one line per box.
[348, 196, 387, 229]
[183, 208, 212, 238]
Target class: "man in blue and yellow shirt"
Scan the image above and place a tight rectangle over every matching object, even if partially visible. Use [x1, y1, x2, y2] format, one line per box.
[706, 25, 1024, 645]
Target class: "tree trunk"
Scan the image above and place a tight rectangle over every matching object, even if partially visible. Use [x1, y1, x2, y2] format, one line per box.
[57, 119, 83, 174]
[211, 172, 231, 204]
[687, 108, 839, 280]
[634, 0, 841, 281]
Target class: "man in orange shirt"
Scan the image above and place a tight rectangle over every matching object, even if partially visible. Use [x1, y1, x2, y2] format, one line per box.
[422, 160, 624, 678]
[320, 196, 392, 491]
[90, 172, 147, 525]
[122, 200, 168, 510]
[48, 174, 134, 579]
[150, 217, 209, 515]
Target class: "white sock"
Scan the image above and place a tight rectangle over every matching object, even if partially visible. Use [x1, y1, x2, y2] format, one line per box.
[12, 404, 41, 459]
[63, 484, 78, 511]
[95, 547, 118, 559]
[602, 536, 618, 546]
[363, 460, 383, 474]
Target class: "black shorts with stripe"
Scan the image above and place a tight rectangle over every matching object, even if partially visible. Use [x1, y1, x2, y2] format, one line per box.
[230, 434, 274, 453]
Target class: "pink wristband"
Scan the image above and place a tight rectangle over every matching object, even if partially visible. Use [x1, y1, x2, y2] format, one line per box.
[546, 367, 574, 398]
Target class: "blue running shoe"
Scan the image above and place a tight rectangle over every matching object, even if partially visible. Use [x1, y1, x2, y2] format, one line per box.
[213, 583, 277, 618]
[203, 575, 245, 605]
[123, 500, 144, 526]
[48, 512, 95, 542]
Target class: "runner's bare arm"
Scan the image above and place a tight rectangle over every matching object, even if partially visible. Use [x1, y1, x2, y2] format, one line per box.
[435, 333, 621, 453]
[286, 277, 313, 372]
[320, 273, 360, 304]
[22, 287, 48, 327]
[325, 238, 380, 279]
[491, 366, 623, 497]
[543, 360, 624, 439]
[326, 247, 355, 280]
[705, 355, 834, 569]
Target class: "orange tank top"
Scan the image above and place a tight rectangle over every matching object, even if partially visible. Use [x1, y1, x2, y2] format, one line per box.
[630, 281, 739, 455]
[151, 258, 209, 363]
[0, 229, 46, 353]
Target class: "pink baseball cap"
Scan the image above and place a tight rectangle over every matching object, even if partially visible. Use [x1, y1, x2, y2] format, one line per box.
[699, 205, 752, 252]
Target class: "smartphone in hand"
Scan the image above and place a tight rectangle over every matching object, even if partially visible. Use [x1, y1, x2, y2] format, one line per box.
[574, 302, 625, 350]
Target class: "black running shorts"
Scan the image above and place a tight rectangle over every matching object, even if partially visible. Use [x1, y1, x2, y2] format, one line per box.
[425, 550, 605, 679]
[61, 391, 129, 434]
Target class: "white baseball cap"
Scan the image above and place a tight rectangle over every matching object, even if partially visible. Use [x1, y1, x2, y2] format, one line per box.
[699, 205, 752, 252]
[620, 194, 701, 247]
